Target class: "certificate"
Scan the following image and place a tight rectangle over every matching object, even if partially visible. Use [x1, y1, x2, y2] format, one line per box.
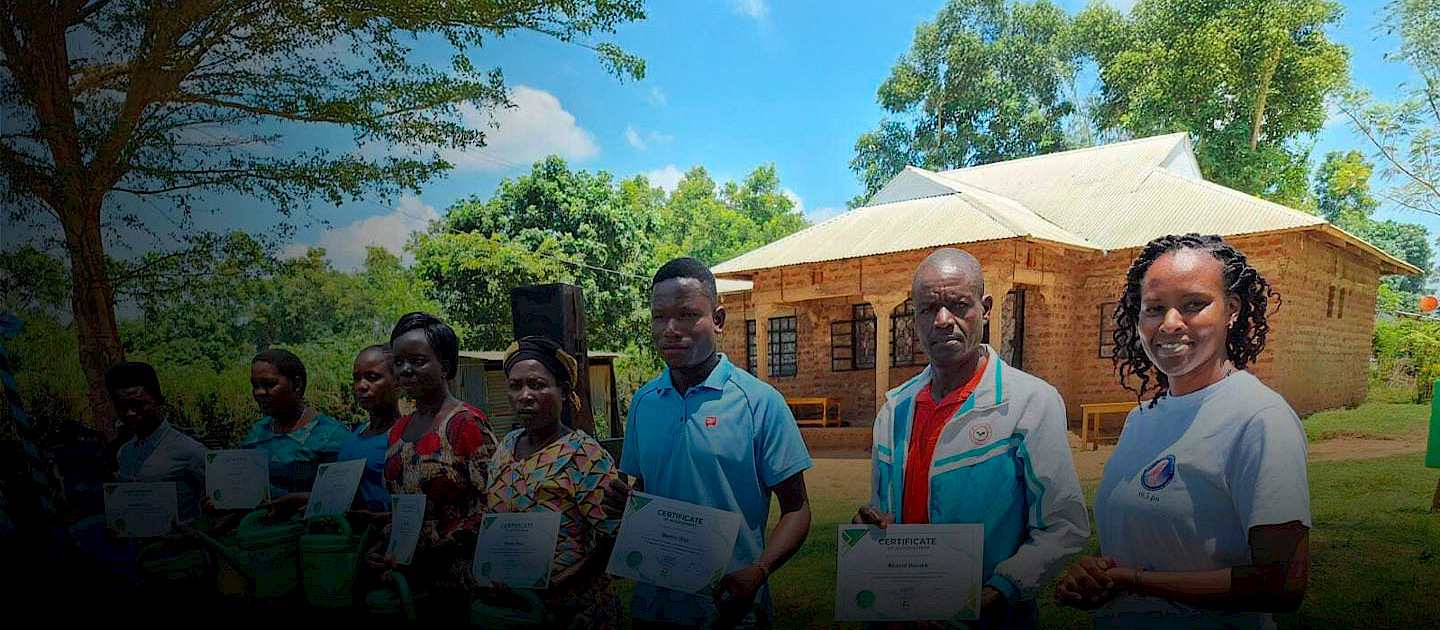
[304, 459, 365, 520]
[386, 493, 427, 565]
[104, 482, 179, 538]
[605, 492, 743, 595]
[834, 524, 983, 622]
[205, 449, 269, 509]
[471, 511, 563, 588]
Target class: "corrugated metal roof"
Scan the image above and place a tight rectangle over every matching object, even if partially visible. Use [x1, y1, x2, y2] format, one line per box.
[711, 133, 1417, 276]
[716, 278, 753, 294]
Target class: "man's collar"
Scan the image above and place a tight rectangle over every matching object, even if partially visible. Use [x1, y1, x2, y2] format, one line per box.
[658, 353, 731, 393]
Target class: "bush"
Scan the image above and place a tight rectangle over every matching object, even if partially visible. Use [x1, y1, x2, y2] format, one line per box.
[1371, 317, 1440, 403]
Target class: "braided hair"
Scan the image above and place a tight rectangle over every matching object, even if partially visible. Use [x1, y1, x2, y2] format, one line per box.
[1112, 233, 1280, 406]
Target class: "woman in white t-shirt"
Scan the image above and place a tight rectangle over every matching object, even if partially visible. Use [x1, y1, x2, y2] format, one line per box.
[1055, 233, 1310, 630]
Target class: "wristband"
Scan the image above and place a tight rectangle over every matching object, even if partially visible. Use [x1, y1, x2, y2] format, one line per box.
[754, 560, 772, 580]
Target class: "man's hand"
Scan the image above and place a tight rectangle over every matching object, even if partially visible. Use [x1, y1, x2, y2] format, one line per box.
[601, 475, 632, 521]
[852, 505, 895, 529]
[980, 585, 1009, 621]
[711, 563, 767, 629]
[1055, 555, 1122, 610]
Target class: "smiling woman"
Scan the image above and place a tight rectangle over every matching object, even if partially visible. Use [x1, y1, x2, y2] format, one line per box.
[1056, 234, 1310, 630]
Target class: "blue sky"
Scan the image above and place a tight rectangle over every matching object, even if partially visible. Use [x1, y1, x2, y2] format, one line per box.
[9, 0, 1430, 273]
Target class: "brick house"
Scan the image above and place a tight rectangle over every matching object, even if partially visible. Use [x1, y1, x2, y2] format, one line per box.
[710, 133, 1418, 430]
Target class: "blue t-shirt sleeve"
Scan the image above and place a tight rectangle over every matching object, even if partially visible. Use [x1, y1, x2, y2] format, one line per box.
[754, 389, 812, 488]
[311, 416, 353, 464]
[1227, 404, 1312, 531]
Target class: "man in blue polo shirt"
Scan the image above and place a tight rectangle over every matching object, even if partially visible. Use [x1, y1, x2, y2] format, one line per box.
[621, 257, 813, 629]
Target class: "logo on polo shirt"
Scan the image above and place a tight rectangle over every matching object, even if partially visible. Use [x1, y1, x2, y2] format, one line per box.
[969, 422, 992, 446]
[1141, 454, 1177, 491]
[705, 415, 718, 427]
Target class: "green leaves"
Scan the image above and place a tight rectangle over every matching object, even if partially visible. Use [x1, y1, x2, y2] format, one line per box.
[849, 0, 1082, 205]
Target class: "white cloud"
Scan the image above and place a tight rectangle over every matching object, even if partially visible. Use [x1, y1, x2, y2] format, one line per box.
[441, 85, 599, 172]
[647, 86, 668, 107]
[287, 195, 441, 270]
[624, 125, 675, 151]
[782, 188, 805, 216]
[643, 165, 685, 192]
[730, 0, 769, 20]
[625, 125, 647, 150]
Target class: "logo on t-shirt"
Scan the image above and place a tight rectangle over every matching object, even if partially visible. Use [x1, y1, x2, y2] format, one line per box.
[968, 422, 992, 446]
[704, 415, 719, 428]
[1141, 454, 1177, 491]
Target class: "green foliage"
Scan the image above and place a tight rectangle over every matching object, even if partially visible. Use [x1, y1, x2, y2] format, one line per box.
[848, 0, 1081, 206]
[1337, 0, 1440, 216]
[1309, 151, 1434, 293]
[411, 158, 809, 353]
[1371, 316, 1440, 402]
[1077, 0, 1349, 205]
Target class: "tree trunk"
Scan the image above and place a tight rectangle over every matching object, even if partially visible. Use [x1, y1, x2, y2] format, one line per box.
[60, 193, 125, 438]
[1249, 51, 1281, 151]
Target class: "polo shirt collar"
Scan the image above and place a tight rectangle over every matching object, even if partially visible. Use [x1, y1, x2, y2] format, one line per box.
[131, 420, 173, 449]
[657, 352, 733, 394]
[257, 413, 319, 442]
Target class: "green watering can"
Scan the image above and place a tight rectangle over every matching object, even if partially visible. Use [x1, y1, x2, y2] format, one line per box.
[365, 570, 421, 620]
[197, 510, 305, 598]
[136, 541, 212, 593]
[469, 587, 550, 628]
[299, 515, 372, 608]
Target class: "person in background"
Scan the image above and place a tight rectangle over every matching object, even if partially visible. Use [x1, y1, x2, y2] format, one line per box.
[622, 258, 813, 630]
[1055, 233, 1309, 630]
[480, 335, 625, 629]
[340, 343, 401, 516]
[366, 312, 497, 614]
[240, 348, 352, 501]
[854, 248, 1089, 630]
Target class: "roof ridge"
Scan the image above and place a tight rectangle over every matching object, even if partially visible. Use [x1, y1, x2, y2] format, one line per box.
[939, 178, 1096, 248]
[1148, 169, 1325, 224]
[939, 132, 1188, 175]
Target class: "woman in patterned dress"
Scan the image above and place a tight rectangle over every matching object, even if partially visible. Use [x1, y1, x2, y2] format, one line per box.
[366, 312, 497, 612]
[482, 335, 626, 629]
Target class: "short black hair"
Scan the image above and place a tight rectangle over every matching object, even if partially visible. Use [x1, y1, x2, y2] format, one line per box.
[652, 257, 719, 305]
[104, 361, 163, 402]
[253, 348, 308, 396]
[357, 343, 392, 360]
[390, 312, 460, 380]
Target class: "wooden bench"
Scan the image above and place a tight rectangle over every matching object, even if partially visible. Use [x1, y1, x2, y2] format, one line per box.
[1080, 401, 1135, 449]
[787, 397, 843, 428]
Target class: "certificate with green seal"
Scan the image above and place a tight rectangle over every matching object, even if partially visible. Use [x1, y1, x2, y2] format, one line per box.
[471, 510, 563, 588]
[205, 449, 269, 509]
[303, 458, 365, 519]
[604, 492, 743, 595]
[834, 524, 983, 621]
[104, 482, 178, 538]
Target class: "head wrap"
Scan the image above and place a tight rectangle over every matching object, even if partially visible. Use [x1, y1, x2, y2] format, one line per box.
[503, 336, 583, 417]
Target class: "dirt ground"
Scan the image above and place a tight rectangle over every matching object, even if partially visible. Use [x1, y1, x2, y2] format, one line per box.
[807, 434, 1428, 486]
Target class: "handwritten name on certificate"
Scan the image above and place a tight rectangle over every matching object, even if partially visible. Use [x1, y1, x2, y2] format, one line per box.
[471, 511, 563, 589]
[386, 493, 427, 565]
[605, 492, 743, 595]
[304, 459, 365, 520]
[104, 482, 179, 538]
[205, 449, 269, 509]
[834, 524, 983, 622]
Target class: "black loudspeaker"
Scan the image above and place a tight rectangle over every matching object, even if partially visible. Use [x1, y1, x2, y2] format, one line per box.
[509, 284, 593, 432]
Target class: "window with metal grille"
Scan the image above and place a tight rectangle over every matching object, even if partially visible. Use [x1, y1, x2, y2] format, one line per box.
[890, 299, 925, 367]
[745, 320, 757, 375]
[768, 316, 797, 377]
[830, 304, 876, 371]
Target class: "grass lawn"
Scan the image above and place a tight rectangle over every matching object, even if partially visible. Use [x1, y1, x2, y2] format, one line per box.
[1301, 402, 1431, 443]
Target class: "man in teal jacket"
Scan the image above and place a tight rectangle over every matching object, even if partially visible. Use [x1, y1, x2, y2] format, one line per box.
[854, 248, 1088, 629]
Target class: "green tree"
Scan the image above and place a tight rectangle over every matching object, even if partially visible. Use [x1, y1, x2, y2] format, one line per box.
[1337, 0, 1440, 216]
[1313, 150, 1380, 229]
[1310, 151, 1433, 295]
[1077, 0, 1348, 206]
[410, 157, 661, 352]
[849, 0, 1080, 206]
[0, 0, 645, 432]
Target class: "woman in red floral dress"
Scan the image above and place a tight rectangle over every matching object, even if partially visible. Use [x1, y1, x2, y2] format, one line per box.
[368, 312, 496, 609]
